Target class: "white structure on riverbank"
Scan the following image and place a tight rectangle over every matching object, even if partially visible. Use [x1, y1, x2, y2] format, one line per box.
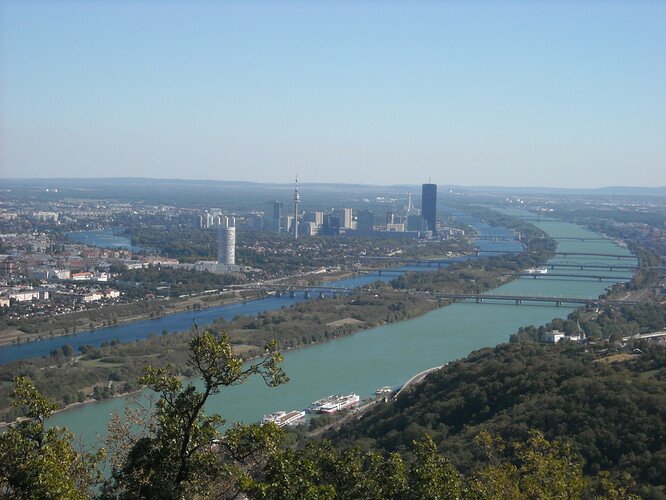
[218, 217, 236, 267]
[191, 217, 241, 274]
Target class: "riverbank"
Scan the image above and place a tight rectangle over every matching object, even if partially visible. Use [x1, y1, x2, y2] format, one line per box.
[0, 291, 250, 348]
[0, 269, 361, 349]
[6, 214, 633, 429]
[0, 244, 559, 425]
[0, 339, 273, 428]
[0, 208, 561, 418]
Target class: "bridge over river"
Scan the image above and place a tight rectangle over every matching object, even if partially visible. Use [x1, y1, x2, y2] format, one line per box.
[505, 272, 631, 281]
[360, 250, 636, 267]
[229, 284, 638, 308]
[470, 250, 636, 259]
[423, 292, 639, 307]
[355, 266, 636, 276]
[472, 235, 611, 242]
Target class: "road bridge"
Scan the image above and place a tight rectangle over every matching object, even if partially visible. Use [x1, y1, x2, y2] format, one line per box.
[353, 268, 410, 275]
[466, 249, 636, 259]
[422, 292, 639, 307]
[360, 251, 636, 266]
[505, 272, 632, 281]
[359, 257, 452, 267]
[550, 236, 611, 241]
[473, 235, 519, 241]
[228, 284, 358, 297]
[546, 263, 636, 271]
[230, 284, 639, 308]
[353, 267, 635, 280]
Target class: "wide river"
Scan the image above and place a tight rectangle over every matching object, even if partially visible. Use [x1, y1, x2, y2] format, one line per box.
[40, 212, 634, 446]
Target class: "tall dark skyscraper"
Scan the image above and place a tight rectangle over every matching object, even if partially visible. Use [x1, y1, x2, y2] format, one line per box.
[272, 201, 283, 221]
[421, 183, 437, 235]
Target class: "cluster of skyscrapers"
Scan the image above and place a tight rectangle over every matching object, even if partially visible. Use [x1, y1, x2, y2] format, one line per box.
[196, 182, 439, 273]
[259, 182, 439, 239]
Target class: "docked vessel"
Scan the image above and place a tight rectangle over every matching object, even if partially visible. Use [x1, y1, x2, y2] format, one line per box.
[525, 267, 548, 274]
[261, 410, 306, 427]
[308, 394, 360, 414]
[375, 386, 393, 396]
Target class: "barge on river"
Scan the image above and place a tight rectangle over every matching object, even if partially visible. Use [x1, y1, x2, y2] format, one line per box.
[308, 394, 360, 414]
[261, 410, 306, 427]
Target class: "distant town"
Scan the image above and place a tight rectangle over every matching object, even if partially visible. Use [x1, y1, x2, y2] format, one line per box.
[0, 180, 465, 333]
[0, 179, 664, 343]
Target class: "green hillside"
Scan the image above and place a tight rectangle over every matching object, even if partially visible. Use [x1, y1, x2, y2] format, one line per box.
[322, 341, 666, 498]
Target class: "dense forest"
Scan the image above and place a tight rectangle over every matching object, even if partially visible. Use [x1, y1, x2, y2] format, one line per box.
[319, 338, 666, 498]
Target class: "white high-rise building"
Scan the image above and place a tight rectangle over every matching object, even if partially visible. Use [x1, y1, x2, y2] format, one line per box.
[342, 208, 353, 229]
[194, 216, 240, 274]
[218, 217, 236, 266]
[405, 192, 420, 216]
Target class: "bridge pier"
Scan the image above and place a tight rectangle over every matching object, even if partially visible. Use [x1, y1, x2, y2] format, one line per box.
[556, 301, 562, 306]
[319, 292, 325, 299]
[475, 298, 483, 303]
[515, 299, 522, 305]
[289, 291, 296, 298]
[303, 291, 310, 298]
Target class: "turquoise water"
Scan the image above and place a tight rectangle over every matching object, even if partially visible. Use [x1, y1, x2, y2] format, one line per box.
[47, 215, 635, 445]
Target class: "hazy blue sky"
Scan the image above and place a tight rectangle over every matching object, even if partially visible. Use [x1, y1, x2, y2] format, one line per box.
[1, 1, 664, 188]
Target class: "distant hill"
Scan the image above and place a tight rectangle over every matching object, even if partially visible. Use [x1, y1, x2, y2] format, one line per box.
[445, 185, 666, 196]
[1, 177, 664, 198]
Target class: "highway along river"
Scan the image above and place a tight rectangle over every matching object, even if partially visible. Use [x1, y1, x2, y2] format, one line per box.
[42, 214, 634, 444]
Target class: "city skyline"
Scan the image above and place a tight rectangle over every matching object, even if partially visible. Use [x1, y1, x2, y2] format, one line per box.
[1, 1, 665, 188]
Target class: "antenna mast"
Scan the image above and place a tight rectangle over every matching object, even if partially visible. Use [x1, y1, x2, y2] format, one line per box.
[294, 175, 300, 240]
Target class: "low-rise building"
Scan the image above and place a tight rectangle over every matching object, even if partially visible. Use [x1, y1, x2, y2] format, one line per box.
[72, 272, 94, 281]
[543, 330, 566, 343]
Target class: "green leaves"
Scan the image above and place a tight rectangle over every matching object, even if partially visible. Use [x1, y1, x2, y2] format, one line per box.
[469, 431, 585, 499]
[107, 329, 288, 498]
[409, 435, 462, 499]
[0, 377, 105, 499]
